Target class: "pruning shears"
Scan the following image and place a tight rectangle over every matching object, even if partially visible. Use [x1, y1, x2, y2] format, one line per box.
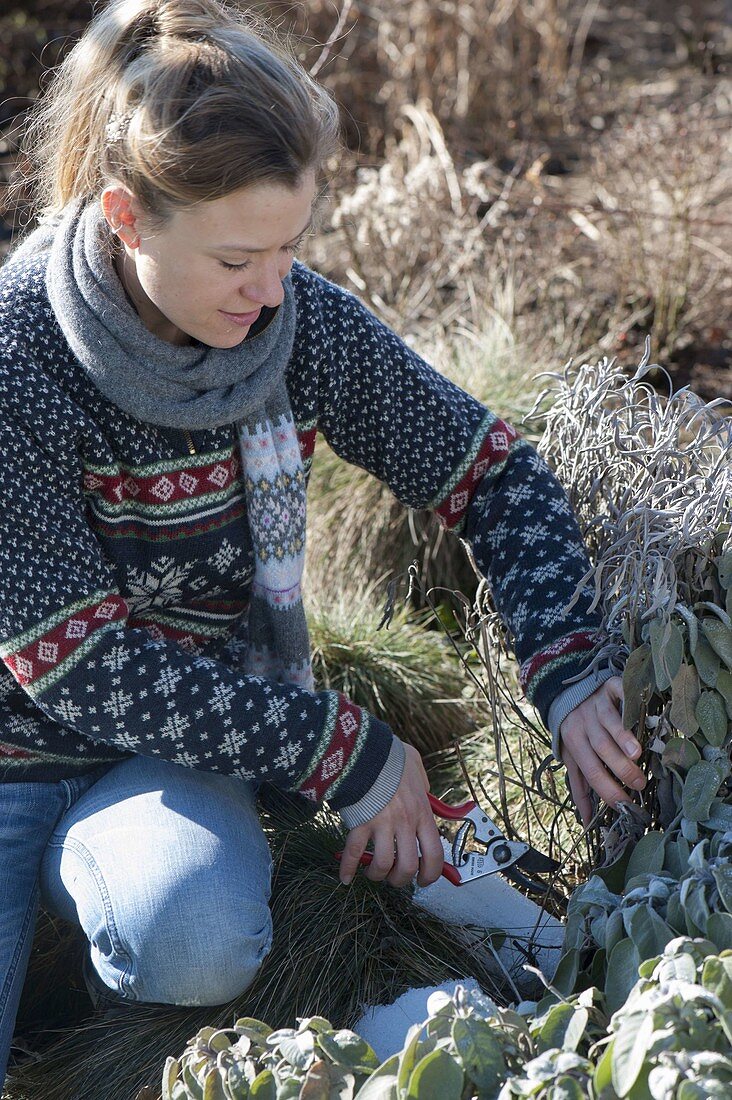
[337, 793, 560, 896]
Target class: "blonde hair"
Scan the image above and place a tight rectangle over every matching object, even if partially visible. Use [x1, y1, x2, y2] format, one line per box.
[12, 0, 340, 224]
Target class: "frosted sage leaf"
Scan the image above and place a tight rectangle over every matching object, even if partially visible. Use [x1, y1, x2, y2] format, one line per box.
[622, 644, 654, 728]
[162, 1057, 180, 1100]
[235, 1020, 272, 1046]
[628, 905, 674, 959]
[675, 605, 699, 654]
[406, 1048, 464, 1100]
[718, 669, 732, 718]
[669, 664, 701, 735]
[249, 1070, 276, 1099]
[712, 863, 732, 912]
[202, 1068, 226, 1100]
[662, 735, 701, 773]
[395, 1024, 425, 1096]
[606, 938, 641, 1015]
[626, 831, 665, 880]
[650, 619, 684, 691]
[693, 636, 721, 687]
[451, 1015, 505, 1092]
[593, 1042, 613, 1095]
[280, 1031, 315, 1071]
[703, 619, 732, 669]
[707, 912, 732, 952]
[316, 1032, 380, 1075]
[610, 1013, 654, 1097]
[356, 1054, 400, 1100]
[702, 956, 732, 1009]
[718, 548, 732, 590]
[695, 690, 729, 747]
[300, 1059, 354, 1100]
[682, 760, 725, 821]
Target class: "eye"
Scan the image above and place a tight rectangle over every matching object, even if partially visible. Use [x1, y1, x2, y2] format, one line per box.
[219, 259, 252, 271]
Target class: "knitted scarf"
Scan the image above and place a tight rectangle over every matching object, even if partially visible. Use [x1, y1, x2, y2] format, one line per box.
[33, 199, 314, 690]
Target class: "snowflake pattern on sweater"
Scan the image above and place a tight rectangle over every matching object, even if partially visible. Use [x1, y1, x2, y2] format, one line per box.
[0, 251, 605, 805]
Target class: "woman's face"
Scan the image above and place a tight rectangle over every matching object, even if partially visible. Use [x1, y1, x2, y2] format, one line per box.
[101, 171, 317, 347]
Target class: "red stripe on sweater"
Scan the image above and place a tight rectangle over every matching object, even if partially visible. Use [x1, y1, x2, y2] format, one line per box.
[298, 695, 363, 802]
[82, 453, 241, 508]
[0, 741, 34, 759]
[520, 631, 600, 689]
[297, 427, 317, 465]
[434, 420, 518, 529]
[6, 597, 128, 688]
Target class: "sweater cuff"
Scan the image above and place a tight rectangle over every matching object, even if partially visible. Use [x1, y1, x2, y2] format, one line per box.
[337, 736, 406, 829]
[547, 665, 617, 761]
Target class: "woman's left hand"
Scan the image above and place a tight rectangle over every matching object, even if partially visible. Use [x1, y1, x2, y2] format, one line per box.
[559, 676, 646, 826]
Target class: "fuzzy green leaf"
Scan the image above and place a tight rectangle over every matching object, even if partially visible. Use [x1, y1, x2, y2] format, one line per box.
[695, 690, 729, 747]
[703, 619, 732, 669]
[682, 760, 725, 821]
[622, 644, 654, 728]
[356, 1055, 400, 1100]
[650, 619, 684, 691]
[718, 549, 732, 590]
[451, 1015, 505, 1092]
[316, 1032, 380, 1075]
[625, 831, 666, 880]
[627, 905, 674, 960]
[693, 636, 721, 687]
[702, 956, 732, 1009]
[662, 735, 701, 774]
[708, 913, 732, 952]
[249, 1071, 277, 1099]
[717, 669, 732, 719]
[593, 1041, 613, 1095]
[611, 1014, 654, 1097]
[299, 1059, 353, 1100]
[163, 1058, 180, 1100]
[406, 1048, 464, 1100]
[202, 1068, 227, 1100]
[280, 1031, 315, 1072]
[606, 939, 641, 1016]
[669, 665, 701, 735]
[713, 863, 732, 912]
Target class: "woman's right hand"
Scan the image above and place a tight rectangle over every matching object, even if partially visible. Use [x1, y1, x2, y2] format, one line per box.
[338, 743, 444, 888]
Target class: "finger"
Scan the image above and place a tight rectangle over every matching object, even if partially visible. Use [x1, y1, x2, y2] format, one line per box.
[339, 826, 372, 885]
[564, 750, 593, 827]
[587, 723, 646, 790]
[596, 692, 642, 759]
[415, 815, 444, 888]
[363, 829, 396, 883]
[387, 828, 421, 888]
[568, 734, 640, 810]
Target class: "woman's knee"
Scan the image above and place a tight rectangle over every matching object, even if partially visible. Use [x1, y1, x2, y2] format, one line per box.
[131, 900, 274, 1006]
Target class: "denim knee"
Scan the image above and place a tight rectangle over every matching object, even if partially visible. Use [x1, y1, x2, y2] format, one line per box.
[120, 900, 273, 1007]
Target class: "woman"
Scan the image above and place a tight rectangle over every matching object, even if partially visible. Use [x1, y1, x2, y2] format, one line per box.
[0, 0, 646, 1084]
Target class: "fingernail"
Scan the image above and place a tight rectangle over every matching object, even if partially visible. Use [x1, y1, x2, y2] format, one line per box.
[632, 777, 646, 790]
[340, 875, 352, 886]
[625, 739, 639, 756]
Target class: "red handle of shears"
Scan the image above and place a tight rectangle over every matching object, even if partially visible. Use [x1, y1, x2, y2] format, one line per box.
[334, 850, 463, 886]
[427, 793, 477, 820]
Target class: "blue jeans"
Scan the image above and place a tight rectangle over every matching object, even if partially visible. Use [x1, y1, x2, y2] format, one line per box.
[0, 755, 272, 1090]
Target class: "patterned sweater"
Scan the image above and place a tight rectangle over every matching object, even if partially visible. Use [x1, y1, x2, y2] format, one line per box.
[0, 249, 612, 814]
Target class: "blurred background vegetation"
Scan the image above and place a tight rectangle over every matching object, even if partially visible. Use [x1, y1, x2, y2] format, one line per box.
[1, 1, 730, 399]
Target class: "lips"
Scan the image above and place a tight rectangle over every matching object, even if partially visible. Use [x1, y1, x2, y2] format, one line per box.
[219, 307, 262, 327]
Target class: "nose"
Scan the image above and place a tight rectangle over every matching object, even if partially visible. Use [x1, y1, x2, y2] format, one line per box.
[240, 261, 285, 309]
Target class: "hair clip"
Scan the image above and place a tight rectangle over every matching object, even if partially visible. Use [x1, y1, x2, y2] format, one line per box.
[105, 112, 133, 144]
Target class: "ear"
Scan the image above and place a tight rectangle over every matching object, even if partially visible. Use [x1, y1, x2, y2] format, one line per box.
[100, 185, 141, 249]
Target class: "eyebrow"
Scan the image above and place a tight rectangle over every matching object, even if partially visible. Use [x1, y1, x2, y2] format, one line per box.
[213, 217, 313, 254]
